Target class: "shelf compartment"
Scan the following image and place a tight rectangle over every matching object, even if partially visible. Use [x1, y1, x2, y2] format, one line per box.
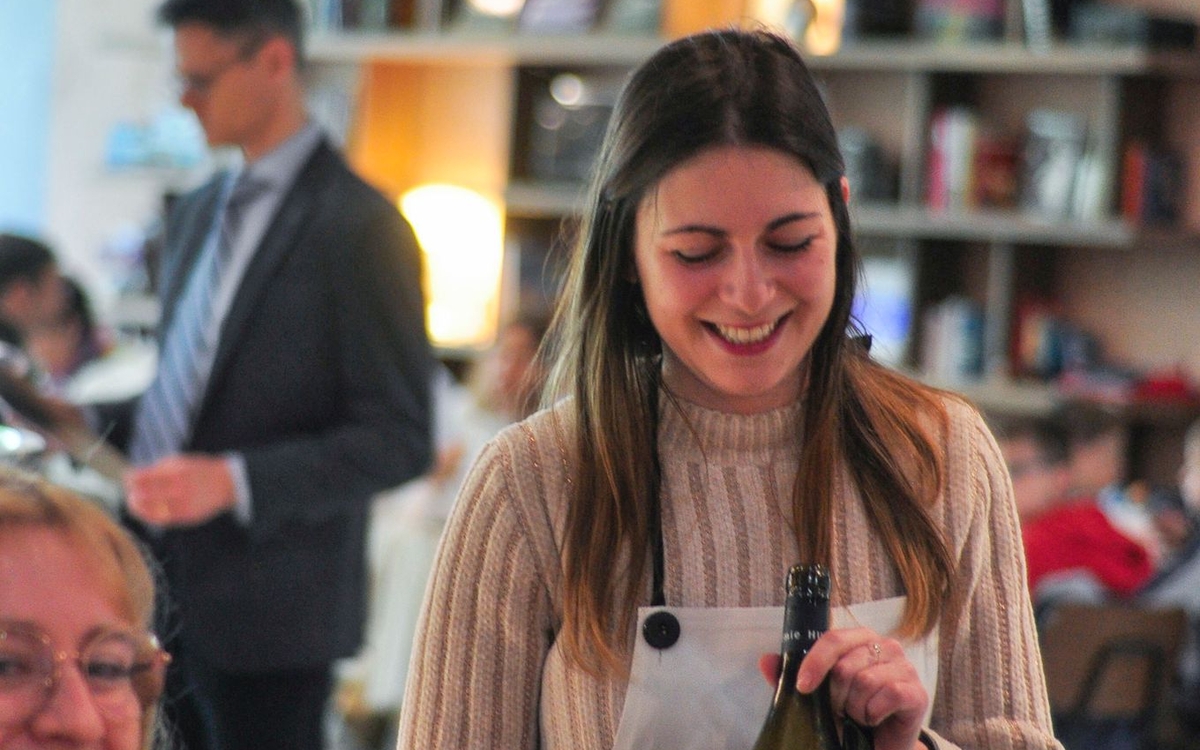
[503, 184, 1199, 250]
[312, 34, 1200, 77]
[310, 30, 665, 65]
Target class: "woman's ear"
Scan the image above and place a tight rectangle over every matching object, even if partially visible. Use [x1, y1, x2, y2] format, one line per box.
[840, 175, 851, 206]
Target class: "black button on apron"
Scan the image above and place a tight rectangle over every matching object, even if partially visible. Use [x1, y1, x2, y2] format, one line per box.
[642, 610, 681, 649]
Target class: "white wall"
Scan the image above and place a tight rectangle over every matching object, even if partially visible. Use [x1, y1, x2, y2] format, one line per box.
[0, 1, 55, 234]
[45, 0, 209, 313]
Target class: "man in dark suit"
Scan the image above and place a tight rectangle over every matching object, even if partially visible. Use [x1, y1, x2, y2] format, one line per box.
[113, 2, 434, 749]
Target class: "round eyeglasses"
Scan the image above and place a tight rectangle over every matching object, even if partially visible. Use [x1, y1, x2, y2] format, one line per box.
[0, 621, 170, 725]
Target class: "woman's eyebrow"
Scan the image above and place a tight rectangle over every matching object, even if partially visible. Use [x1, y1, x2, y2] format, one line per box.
[767, 211, 820, 230]
[662, 211, 820, 237]
[663, 224, 725, 237]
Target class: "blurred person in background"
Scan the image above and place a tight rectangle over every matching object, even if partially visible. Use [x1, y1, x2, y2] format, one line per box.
[0, 233, 77, 434]
[26, 276, 113, 394]
[88, 1, 435, 749]
[1139, 418, 1200, 731]
[338, 312, 550, 749]
[0, 233, 65, 351]
[1060, 400, 1129, 499]
[465, 310, 551, 426]
[1058, 401, 1168, 564]
[0, 466, 170, 750]
[994, 412, 1153, 612]
[0, 233, 66, 382]
[1134, 417, 1200, 568]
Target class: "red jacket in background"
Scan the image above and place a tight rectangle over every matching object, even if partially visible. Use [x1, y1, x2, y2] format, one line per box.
[1022, 501, 1154, 598]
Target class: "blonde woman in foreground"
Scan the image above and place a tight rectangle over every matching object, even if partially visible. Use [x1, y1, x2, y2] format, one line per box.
[0, 468, 169, 750]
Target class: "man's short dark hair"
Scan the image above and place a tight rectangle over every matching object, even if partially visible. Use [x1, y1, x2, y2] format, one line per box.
[1055, 400, 1125, 448]
[0, 233, 56, 293]
[991, 413, 1070, 467]
[156, 0, 304, 63]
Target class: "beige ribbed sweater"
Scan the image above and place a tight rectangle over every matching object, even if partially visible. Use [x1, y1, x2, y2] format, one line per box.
[396, 393, 1061, 749]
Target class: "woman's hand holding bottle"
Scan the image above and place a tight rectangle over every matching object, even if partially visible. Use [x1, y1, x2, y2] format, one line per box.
[760, 626, 929, 750]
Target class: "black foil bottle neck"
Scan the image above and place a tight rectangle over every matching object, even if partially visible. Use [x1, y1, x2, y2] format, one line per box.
[776, 563, 831, 699]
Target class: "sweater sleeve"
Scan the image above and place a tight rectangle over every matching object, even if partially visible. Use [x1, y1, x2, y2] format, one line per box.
[395, 433, 555, 749]
[927, 402, 1063, 750]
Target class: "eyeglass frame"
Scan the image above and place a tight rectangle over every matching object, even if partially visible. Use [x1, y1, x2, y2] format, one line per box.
[173, 33, 268, 99]
[0, 620, 171, 725]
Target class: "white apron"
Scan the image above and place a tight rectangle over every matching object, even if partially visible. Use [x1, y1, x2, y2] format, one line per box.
[609, 596, 939, 750]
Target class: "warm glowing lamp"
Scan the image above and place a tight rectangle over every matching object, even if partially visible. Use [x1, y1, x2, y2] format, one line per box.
[467, 0, 524, 17]
[399, 184, 505, 351]
[805, 0, 845, 56]
[745, 0, 845, 56]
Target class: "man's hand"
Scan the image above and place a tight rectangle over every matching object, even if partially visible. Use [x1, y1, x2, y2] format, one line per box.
[125, 454, 236, 528]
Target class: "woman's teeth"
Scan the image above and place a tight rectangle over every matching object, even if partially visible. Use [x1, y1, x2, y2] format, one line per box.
[714, 321, 776, 344]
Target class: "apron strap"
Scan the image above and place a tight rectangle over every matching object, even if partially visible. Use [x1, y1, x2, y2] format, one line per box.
[650, 497, 666, 608]
[650, 393, 666, 608]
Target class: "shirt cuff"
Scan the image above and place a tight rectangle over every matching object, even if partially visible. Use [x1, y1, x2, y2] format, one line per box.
[225, 453, 253, 524]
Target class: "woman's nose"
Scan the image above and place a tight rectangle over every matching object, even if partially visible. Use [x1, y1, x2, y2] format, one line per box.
[29, 661, 107, 743]
[720, 248, 775, 314]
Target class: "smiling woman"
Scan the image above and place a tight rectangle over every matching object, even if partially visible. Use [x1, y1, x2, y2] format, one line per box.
[0, 468, 167, 750]
[397, 27, 1062, 750]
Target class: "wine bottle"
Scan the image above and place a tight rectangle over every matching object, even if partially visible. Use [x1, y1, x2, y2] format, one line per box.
[751, 562, 840, 750]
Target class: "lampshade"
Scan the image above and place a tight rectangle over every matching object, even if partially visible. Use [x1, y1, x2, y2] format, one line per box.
[399, 184, 505, 350]
[806, 0, 845, 55]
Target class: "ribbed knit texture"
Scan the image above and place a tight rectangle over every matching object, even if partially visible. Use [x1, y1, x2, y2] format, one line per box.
[396, 393, 1061, 749]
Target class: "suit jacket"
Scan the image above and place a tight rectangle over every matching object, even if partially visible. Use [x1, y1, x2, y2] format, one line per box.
[131, 138, 434, 672]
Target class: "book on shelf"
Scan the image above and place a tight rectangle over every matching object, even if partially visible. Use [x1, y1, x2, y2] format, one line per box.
[925, 106, 979, 211]
[358, 0, 392, 28]
[413, 0, 448, 31]
[306, 0, 407, 29]
[518, 0, 605, 33]
[1020, 109, 1087, 221]
[921, 295, 985, 385]
[1011, 298, 1064, 379]
[1120, 141, 1185, 225]
[1021, 0, 1053, 50]
[388, 0, 417, 28]
[914, 0, 1005, 42]
[839, 126, 897, 204]
[307, 0, 342, 29]
[1070, 1, 1198, 50]
[973, 132, 1021, 209]
[600, 0, 662, 34]
[842, 0, 913, 41]
[925, 107, 1024, 212]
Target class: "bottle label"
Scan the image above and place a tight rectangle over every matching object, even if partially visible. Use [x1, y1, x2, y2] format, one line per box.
[781, 596, 828, 657]
[782, 628, 823, 648]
